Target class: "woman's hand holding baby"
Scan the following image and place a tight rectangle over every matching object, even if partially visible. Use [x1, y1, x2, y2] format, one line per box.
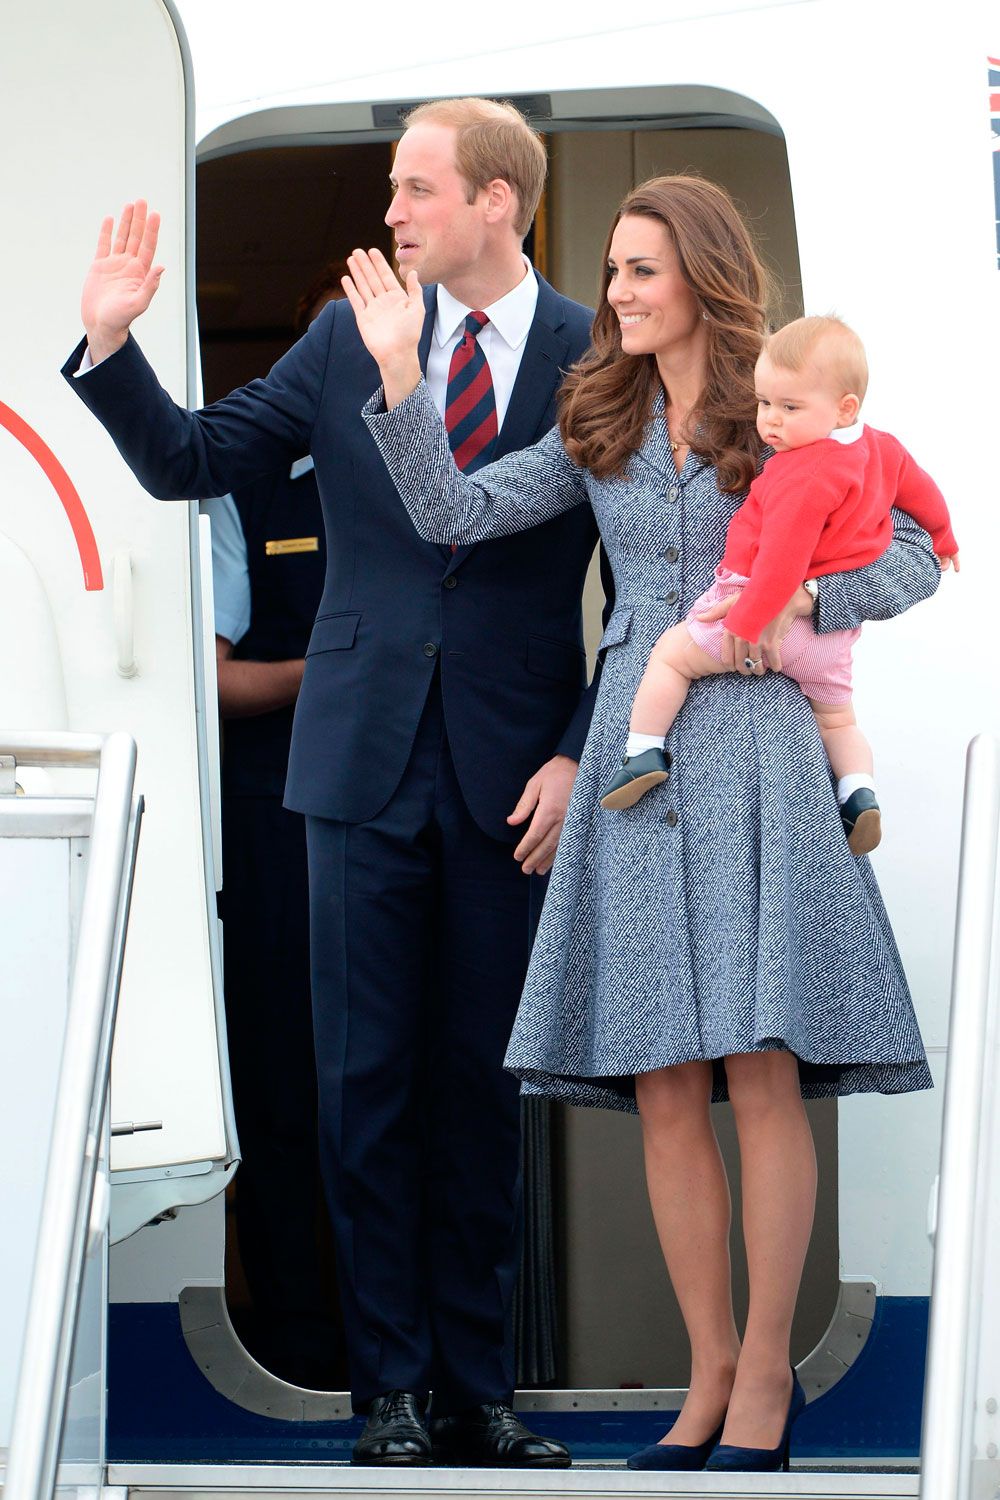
[695, 584, 813, 674]
[756, 585, 815, 670]
[342, 248, 424, 408]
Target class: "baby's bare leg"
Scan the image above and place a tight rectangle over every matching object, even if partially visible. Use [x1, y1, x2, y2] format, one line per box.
[809, 697, 881, 856]
[631, 624, 727, 737]
[601, 627, 725, 810]
[807, 698, 873, 782]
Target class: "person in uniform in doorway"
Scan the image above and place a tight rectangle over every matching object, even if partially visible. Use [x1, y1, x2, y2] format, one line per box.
[204, 265, 348, 1391]
[66, 98, 601, 1467]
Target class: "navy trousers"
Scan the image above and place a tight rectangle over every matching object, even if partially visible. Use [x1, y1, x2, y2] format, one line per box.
[306, 677, 532, 1413]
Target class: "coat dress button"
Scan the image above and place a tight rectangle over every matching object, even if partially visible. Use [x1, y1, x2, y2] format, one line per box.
[668, 485, 680, 501]
[423, 642, 438, 657]
[663, 546, 679, 563]
[666, 809, 679, 827]
[443, 575, 458, 589]
[664, 590, 679, 605]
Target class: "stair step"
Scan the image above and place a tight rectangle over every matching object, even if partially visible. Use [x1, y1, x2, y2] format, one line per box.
[116, 1459, 920, 1499]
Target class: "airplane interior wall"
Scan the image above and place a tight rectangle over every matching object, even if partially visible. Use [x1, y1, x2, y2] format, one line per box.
[196, 117, 838, 1392]
[197, 143, 394, 403]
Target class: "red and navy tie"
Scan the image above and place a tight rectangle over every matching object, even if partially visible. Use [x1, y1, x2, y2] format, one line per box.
[445, 311, 498, 474]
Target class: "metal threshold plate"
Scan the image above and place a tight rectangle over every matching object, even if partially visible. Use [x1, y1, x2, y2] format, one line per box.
[113, 1460, 920, 1498]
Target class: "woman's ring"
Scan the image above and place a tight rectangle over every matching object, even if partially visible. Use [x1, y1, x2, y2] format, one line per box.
[744, 656, 763, 672]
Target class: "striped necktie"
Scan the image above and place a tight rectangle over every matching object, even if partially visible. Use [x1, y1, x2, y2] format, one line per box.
[445, 311, 498, 473]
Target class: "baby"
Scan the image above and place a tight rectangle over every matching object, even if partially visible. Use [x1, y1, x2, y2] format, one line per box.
[600, 315, 958, 855]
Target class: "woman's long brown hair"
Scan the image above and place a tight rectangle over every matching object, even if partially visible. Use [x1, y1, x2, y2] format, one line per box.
[558, 175, 771, 493]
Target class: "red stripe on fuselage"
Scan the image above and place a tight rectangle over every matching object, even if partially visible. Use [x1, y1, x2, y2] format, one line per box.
[0, 400, 103, 590]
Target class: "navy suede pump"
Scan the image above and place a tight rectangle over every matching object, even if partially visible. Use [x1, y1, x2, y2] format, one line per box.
[704, 1372, 806, 1473]
[626, 1420, 725, 1471]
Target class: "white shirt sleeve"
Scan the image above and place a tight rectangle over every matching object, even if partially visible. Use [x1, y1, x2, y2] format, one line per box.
[199, 495, 251, 646]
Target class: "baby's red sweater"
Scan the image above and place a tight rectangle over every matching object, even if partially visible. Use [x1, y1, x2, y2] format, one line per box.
[721, 427, 957, 642]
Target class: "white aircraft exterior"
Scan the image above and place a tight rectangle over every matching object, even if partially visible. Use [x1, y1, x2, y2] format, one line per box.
[1, 0, 997, 1492]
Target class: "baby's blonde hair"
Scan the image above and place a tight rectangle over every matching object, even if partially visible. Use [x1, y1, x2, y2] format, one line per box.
[764, 315, 869, 403]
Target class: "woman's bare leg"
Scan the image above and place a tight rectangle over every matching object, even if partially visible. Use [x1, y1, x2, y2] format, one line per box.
[630, 625, 726, 737]
[635, 1061, 741, 1443]
[721, 1051, 817, 1448]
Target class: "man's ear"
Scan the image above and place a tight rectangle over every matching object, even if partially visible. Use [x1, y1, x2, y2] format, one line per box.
[836, 392, 861, 427]
[483, 178, 515, 224]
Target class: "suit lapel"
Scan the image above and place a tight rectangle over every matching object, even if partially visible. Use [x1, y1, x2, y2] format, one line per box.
[494, 274, 569, 459]
[414, 288, 453, 567]
[418, 286, 435, 374]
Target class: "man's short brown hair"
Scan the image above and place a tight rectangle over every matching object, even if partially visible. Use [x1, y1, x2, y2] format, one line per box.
[402, 97, 547, 239]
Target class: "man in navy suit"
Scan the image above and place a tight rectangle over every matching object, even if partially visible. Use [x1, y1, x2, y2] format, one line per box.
[66, 99, 599, 1466]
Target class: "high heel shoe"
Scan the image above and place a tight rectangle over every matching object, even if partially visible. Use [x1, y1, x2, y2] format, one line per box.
[626, 1420, 725, 1471]
[704, 1371, 806, 1473]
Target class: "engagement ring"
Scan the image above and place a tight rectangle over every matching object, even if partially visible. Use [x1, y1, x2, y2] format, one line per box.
[744, 656, 763, 671]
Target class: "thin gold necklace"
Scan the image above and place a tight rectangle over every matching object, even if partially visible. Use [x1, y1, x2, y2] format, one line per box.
[665, 414, 687, 455]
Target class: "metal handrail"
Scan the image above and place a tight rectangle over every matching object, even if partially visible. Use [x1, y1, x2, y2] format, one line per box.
[0, 731, 105, 767]
[920, 734, 1000, 1498]
[3, 731, 141, 1500]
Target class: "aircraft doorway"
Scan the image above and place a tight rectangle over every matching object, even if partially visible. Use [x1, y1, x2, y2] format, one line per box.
[194, 103, 839, 1399]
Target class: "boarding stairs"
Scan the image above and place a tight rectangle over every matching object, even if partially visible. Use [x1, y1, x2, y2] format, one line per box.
[2, 734, 999, 1500]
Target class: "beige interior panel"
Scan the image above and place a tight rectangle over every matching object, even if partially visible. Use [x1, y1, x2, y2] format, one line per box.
[558, 1101, 839, 1388]
[633, 128, 804, 325]
[549, 131, 633, 311]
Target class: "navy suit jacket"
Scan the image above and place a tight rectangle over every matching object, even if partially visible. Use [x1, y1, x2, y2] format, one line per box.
[64, 274, 606, 841]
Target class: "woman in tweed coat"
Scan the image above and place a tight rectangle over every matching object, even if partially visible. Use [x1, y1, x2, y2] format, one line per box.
[345, 177, 936, 1470]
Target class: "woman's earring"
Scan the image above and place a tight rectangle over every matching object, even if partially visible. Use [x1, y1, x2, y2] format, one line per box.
[702, 310, 710, 320]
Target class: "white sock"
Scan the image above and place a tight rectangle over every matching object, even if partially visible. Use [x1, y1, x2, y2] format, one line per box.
[837, 773, 877, 805]
[626, 731, 666, 759]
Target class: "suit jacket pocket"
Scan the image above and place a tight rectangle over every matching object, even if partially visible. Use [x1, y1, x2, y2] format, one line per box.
[306, 611, 361, 656]
[525, 633, 586, 685]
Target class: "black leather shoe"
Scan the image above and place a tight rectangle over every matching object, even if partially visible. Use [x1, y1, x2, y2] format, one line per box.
[600, 746, 671, 810]
[431, 1402, 571, 1468]
[840, 787, 881, 855]
[352, 1390, 432, 1465]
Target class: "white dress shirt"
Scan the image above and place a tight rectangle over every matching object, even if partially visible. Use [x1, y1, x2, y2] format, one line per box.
[425, 256, 539, 428]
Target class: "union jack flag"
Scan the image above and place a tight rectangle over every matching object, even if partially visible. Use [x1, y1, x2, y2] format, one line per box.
[991, 56, 1000, 267]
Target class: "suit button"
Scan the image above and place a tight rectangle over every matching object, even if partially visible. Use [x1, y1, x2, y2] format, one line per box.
[666, 809, 679, 827]
[443, 575, 458, 589]
[423, 642, 438, 657]
[665, 590, 679, 605]
[663, 546, 679, 563]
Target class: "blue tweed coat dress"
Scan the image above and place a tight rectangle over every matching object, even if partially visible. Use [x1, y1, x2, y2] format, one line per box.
[365, 384, 936, 1108]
